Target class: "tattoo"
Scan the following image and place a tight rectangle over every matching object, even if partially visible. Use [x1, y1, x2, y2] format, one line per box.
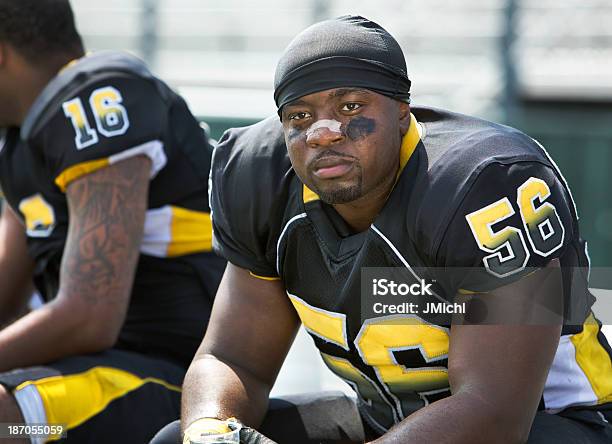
[61, 156, 151, 305]
[345, 117, 376, 140]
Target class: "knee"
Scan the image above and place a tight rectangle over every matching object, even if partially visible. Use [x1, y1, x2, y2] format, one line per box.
[149, 420, 182, 444]
[0, 385, 24, 422]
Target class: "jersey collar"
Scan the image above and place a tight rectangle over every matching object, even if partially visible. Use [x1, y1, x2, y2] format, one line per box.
[20, 51, 153, 141]
[303, 113, 422, 203]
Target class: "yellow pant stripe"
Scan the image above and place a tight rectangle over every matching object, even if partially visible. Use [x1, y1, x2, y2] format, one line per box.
[15, 366, 181, 436]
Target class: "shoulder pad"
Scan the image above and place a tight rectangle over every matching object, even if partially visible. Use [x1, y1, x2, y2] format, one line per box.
[210, 116, 292, 275]
[22, 51, 158, 140]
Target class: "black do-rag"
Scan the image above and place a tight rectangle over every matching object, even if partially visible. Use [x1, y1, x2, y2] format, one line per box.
[274, 15, 411, 114]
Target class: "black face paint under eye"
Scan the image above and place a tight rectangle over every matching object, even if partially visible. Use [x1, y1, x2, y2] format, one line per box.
[345, 117, 376, 140]
[286, 128, 304, 143]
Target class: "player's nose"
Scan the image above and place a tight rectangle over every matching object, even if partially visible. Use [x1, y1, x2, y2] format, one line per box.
[306, 124, 345, 147]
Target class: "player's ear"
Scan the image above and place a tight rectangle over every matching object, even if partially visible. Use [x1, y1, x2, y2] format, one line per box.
[398, 101, 411, 135]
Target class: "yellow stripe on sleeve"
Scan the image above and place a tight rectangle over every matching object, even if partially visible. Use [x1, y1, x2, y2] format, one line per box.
[167, 206, 213, 257]
[249, 272, 281, 281]
[54, 158, 110, 192]
[571, 313, 612, 404]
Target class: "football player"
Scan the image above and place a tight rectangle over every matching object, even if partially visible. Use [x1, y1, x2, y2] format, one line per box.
[153, 15, 612, 444]
[0, 1, 225, 442]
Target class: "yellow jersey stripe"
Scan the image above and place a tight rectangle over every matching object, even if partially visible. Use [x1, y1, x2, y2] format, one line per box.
[54, 140, 166, 192]
[288, 292, 349, 350]
[303, 185, 319, 204]
[249, 272, 281, 281]
[166, 206, 213, 256]
[570, 313, 612, 404]
[15, 366, 181, 438]
[398, 113, 421, 177]
[54, 158, 109, 191]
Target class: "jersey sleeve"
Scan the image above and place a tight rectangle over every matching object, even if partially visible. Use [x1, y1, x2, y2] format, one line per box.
[210, 117, 290, 278]
[37, 75, 169, 192]
[434, 160, 575, 295]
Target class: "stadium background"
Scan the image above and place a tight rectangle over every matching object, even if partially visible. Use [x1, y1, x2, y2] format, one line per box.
[66, 0, 611, 395]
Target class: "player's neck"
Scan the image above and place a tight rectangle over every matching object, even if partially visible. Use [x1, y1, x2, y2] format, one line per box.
[16, 53, 82, 125]
[333, 166, 398, 233]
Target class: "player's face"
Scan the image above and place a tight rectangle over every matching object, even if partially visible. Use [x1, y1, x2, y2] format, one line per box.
[281, 88, 409, 205]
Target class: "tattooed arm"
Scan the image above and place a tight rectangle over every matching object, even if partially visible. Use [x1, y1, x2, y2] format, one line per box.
[0, 155, 150, 371]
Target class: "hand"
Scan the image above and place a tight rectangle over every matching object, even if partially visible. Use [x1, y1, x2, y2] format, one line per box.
[182, 418, 277, 444]
[239, 426, 277, 444]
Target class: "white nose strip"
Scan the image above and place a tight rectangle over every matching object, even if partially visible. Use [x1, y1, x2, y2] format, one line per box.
[306, 119, 342, 139]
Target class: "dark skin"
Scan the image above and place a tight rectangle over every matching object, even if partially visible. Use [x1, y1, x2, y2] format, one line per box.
[0, 35, 152, 436]
[183, 264, 561, 443]
[0, 41, 74, 127]
[0, 156, 151, 411]
[370, 260, 562, 444]
[282, 88, 410, 232]
[0, 156, 150, 444]
[182, 264, 301, 429]
[0, 38, 151, 352]
[182, 87, 562, 443]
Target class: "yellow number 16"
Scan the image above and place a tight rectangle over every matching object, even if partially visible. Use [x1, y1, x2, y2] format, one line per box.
[62, 86, 130, 150]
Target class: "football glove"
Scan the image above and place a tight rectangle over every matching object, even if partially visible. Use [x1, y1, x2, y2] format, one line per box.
[239, 425, 278, 444]
[183, 417, 277, 444]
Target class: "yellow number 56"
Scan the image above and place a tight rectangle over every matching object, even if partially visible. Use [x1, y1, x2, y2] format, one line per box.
[466, 177, 564, 278]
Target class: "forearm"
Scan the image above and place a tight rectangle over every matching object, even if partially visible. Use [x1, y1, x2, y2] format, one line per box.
[0, 274, 32, 327]
[0, 298, 100, 372]
[181, 353, 271, 431]
[0, 300, 30, 330]
[373, 392, 526, 444]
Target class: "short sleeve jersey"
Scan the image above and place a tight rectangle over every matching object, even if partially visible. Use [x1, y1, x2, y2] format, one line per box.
[0, 51, 226, 367]
[210, 107, 612, 432]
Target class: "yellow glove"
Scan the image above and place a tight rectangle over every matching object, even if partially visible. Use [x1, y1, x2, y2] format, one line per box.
[182, 417, 233, 444]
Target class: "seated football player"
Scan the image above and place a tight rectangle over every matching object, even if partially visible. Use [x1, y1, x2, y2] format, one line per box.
[152, 15, 612, 444]
[0, 1, 225, 442]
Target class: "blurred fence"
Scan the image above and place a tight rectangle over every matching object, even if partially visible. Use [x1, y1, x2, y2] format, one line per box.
[70, 0, 612, 267]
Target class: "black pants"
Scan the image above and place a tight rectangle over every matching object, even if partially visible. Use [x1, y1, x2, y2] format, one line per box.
[150, 392, 366, 444]
[0, 349, 185, 444]
[150, 392, 612, 444]
[527, 407, 612, 443]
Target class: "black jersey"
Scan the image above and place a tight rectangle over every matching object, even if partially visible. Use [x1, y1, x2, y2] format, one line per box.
[211, 107, 612, 433]
[0, 51, 225, 368]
